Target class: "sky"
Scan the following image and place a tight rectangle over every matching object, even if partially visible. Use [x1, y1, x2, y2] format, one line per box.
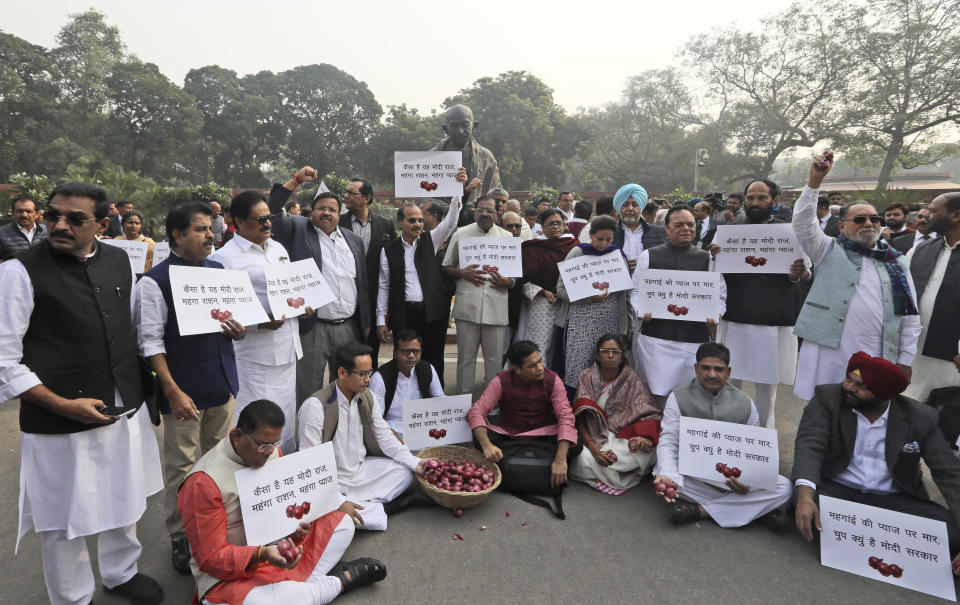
[3, 0, 798, 114]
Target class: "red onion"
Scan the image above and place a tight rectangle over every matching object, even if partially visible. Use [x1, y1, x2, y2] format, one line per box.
[665, 487, 677, 498]
[654, 482, 667, 494]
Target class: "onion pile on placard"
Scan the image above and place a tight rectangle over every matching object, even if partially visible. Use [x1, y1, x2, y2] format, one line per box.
[421, 459, 495, 492]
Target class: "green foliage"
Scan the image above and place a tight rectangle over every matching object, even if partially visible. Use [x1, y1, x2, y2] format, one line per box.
[526, 184, 559, 206]
[661, 187, 693, 207]
[155, 182, 232, 207]
[296, 174, 349, 207]
[8, 172, 55, 202]
[844, 188, 927, 209]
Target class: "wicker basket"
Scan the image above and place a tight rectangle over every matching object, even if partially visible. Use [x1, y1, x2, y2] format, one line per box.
[416, 445, 502, 509]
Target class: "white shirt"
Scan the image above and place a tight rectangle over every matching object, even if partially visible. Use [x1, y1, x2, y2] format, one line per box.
[134, 272, 169, 358]
[0, 249, 137, 403]
[210, 234, 302, 365]
[15, 222, 36, 242]
[907, 232, 937, 256]
[558, 208, 574, 222]
[795, 405, 896, 494]
[298, 385, 421, 486]
[654, 391, 759, 488]
[819, 214, 831, 230]
[315, 227, 358, 321]
[621, 223, 646, 262]
[369, 365, 445, 433]
[376, 198, 460, 325]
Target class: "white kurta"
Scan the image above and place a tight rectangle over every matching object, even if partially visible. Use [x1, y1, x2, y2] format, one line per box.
[0, 259, 162, 549]
[717, 321, 797, 385]
[905, 239, 960, 403]
[631, 250, 727, 396]
[791, 186, 921, 400]
[654, 393, 791, 527]
[210, 235, 302, 453]
[298, 385, 421, 531]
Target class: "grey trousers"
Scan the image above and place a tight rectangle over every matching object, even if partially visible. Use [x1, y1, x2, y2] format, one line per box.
[296, 318, 361, 406]
[454, 319, 509, 394]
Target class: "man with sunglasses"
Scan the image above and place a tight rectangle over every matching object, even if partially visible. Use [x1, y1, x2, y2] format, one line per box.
[375, 197, 461, 379]
[211, 190, 306, 455]
[370, 329, 444, 440]
[791, 155, 921, 401]
[299, 342, 437, 531]
[0, 182, 164, 604]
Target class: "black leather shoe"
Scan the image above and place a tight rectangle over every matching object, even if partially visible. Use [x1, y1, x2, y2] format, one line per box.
[670, 500, 702, 526]
[171, 537, 192, 574]
[759, 508, 790, 533]
[103, 572, 164, 605]
[384, 491, 435, 515]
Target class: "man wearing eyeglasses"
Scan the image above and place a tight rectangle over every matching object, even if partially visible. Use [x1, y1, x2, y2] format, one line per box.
[791, 155, 921, 401]
[0, 182, 164, 605]
[369, 330, 445, 440]
[211, 190, 306, 455]
[299, 342, 438, 530]
[375, 198, 460, 379]
[443, 196, 516, 394]
[340, 177, 397, 369]
[266, 168, 370, 405]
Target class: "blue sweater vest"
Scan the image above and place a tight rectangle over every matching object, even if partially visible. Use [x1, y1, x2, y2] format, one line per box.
[144, 254, 239, 413]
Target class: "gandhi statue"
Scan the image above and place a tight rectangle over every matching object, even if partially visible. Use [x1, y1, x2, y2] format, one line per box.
[432, 104, 502, 206]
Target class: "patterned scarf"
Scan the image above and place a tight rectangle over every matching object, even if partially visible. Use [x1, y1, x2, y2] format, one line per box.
[837, 234, 918, 316]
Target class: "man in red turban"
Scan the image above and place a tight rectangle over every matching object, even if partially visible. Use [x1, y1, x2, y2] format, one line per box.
[793, 351, 960, 573]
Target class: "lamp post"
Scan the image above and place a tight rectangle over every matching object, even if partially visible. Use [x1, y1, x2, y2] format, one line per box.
[693, 148, 709, 191]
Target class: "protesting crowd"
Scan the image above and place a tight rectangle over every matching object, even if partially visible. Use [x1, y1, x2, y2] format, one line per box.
[2, 131, 960, 605]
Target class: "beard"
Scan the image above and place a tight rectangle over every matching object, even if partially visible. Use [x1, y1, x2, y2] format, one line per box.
[745, 205, 772, 223]
[843, 388, 885, 413]
[852, 228, 880, 247]
[620, 213, 640, 227]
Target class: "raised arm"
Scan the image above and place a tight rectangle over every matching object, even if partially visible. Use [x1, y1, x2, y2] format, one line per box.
[792, 153, 835, 266]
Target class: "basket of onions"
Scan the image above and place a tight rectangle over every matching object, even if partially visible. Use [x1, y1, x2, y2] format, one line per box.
[417, 445, 501, 509]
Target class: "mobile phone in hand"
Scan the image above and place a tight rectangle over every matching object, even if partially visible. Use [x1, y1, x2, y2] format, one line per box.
[100, 407, 136, 419]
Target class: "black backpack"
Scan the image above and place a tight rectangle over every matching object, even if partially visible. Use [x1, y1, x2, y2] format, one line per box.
[497, 439, 566, 519]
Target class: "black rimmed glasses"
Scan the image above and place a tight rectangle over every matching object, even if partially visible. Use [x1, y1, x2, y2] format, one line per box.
[846, 215, 883, 225]
[44, 209, 98, 227]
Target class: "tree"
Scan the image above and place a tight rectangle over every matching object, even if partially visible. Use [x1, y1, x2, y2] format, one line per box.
[444, 71, 569, 189]
[570, 69, 715, 192]
[0, 32, 62, 180]
[839, 0, 960, 189]
[270, 64, 382, 178]
[684, 3, 853, 181]
[50, 9, 125, 151]
[184, 65, 284, 186]
[106, 59, 202, 180]
[362, 104, 441, 186]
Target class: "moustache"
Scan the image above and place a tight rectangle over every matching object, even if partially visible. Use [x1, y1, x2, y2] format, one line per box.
[204, 239, 214, 247]
[51, 230, 75, 240]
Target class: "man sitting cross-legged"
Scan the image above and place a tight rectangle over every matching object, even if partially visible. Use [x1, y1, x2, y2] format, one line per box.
[299, 342, 436, 531]
[653, 342, 792, 530]
[369, 329, 444, 441]
[793, 351, 960, 569]
[178, 399, 386, 605]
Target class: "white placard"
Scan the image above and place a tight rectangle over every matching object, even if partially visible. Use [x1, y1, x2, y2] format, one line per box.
[678, 416, 779, 491]
[262, 259, 335, 320]
[714, 224, 803, 274]
[557, 250, 633, 302]
[395, 151, 462, 198]
[235, 443, 341, 546]
[169, 265, 270, 336]
[153, 241, 170, 265]
[101, 238, 148, 273]
[402, 394, 473, 452]
[458, 237, 523, 278]
[819, 496, 956, 600]
[633, 268, 722, 322]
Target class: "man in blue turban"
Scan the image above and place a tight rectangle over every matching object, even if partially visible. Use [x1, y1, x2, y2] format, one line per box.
[611, 183, 665, 272]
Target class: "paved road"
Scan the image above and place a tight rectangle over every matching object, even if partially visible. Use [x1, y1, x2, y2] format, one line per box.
[0, 356, 951, 604]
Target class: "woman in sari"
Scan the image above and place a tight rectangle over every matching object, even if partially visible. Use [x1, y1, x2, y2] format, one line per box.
[555, 216, 633, 395]
[570, 334, 661, 494]
[120, 211, 156, 271]
[519, 208, 578, 365]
